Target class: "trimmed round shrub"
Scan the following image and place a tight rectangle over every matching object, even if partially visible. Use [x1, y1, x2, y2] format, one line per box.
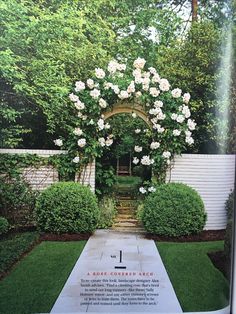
[35, 182, 99, 233]
[224, 190, 234, 261]
[142, 183, 207, 236]
[0, 217, 9, 235]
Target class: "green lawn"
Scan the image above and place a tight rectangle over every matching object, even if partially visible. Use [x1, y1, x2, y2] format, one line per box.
[0, 241, 86, 314]
[157, 241, 229, 312]
[115, 175, 142, 186]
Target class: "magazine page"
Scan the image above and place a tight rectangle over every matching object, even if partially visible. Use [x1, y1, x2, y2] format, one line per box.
[0, 1, 235, 314]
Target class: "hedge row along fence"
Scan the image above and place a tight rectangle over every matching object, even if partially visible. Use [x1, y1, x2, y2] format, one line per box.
[0, 149, 235, 230]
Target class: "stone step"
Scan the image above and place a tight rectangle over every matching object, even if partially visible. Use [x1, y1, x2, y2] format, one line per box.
[114, 218, 138, 225]
[115, 214, 135, 219]
[116, 196, 135, 200]
[111, 226, 146, 233]
[117, 205, 136, 210]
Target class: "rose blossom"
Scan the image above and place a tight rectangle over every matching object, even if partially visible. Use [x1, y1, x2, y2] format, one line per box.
[90, 88, 101, 99]
[69, 93, 79, 102]
[183, 92, 191, 104]
[118, 90, 129, 100]
[99, 98, 107, 108]
[149, 87, 160, 97]
[98, 137, 106, 147]
[139, 187, 147, 194]
[134, 146, 142, 152]
[159, 78, 170, 91]
[187, 119, 196, 130]
[54, 139, 63, 147]
[72, 156, 80, 163]
[148, 186, 156, 192]
[77, 138, 86, 147]
[133, 157, 139, 165]
[75, 81, 85, 92]
[87, 79, 95, 89]
[173, 129, 181, 136]
[75, 100, 85, 110]
[73, 128, 83, 136]
[95, 68, 105, 79]
[162, 151, 171, 159]
[141, 155, 154, 165]
[171, 88, 182, 98]
[133, 57, 146, 69]
[150, 142, 160, 150]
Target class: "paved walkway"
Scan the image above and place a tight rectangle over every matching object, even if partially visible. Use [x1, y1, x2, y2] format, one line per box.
[50, 230, 182, 313]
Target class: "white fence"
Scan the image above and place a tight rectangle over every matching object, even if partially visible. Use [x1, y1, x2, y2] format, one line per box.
[0, 149, 235, 230]
[166, 154, 235, 230]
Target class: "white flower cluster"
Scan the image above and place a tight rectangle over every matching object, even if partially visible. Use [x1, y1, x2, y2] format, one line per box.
[135, 129, 141, 134]
[183, 92, 191, 104]
[133, 57, 146, 69]
[149, 87, 160, 97]
[98, 136, 113, 147]
[95, 68, 105, 79]
[54, 139, 63, 147]
[118, 90, 130, 100]
[150, 142, 160, 150]
[153, 123, 165, 133]
[171, 88, 182, 98]
[108, 60, 126, 74]
[173, 129, 181, 136]
[75, 81, 85, 92]
[90, 88, 100, 99]
[72, 156, 80, 163]
[141, 155, 154, 166]
[162, 151, 171, 159]
[78, 138, 86, 147]
[139, 186, 156, 194]
[159, 78, 170, 92]
[99, 98, 107, 108]
[87, 79, 95, 89]
[133, 157, 139, 165]
[134, 145, 142, 152]
[73, 127, 83, 136]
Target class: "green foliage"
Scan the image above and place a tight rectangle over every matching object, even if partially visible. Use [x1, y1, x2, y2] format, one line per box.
[95, 162, 117, 196]
[136, 203, 144, 222]
[142, 183, 207, 236]
[0, 232, 39, 274]
[35, 182, 99, 233]
[225, 190, 234, 220]
[0, 153, 45, 178]
[0, 217, 9, 235]
[97, 196, 117, 228]
[0, 177, 38, 227]
[224, 190, 234, 260]
[156, 21, 224, 153]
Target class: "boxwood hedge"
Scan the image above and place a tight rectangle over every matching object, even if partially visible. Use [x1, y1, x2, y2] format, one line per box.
[142, 183, 206, 236]
[35, 182, 99, 234]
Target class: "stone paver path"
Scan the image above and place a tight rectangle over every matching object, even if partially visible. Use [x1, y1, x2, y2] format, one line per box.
[50, 230, 182, 313]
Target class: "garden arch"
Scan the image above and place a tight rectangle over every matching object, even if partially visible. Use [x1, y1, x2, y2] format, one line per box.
[102, 101, 152, 176]
[103, 101, 151, 128]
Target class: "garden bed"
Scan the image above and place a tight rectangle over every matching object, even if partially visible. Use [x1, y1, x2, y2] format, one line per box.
[147, 229, 225, 242]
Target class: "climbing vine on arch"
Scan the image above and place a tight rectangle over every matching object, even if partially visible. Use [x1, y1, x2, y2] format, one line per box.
[54, 58, 196, 186]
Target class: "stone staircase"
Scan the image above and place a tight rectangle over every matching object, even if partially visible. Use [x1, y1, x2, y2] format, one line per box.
[111, 195, 145, 233]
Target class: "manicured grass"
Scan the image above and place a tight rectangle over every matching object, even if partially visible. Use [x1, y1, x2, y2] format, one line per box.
[115, 175, 142, 186]
[0, 241, 86, 314]
[157, 241, 229, 312]
[0, 232, 40, 274]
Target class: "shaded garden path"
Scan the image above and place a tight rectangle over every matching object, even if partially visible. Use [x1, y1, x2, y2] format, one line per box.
[50, 230, 182, 313]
